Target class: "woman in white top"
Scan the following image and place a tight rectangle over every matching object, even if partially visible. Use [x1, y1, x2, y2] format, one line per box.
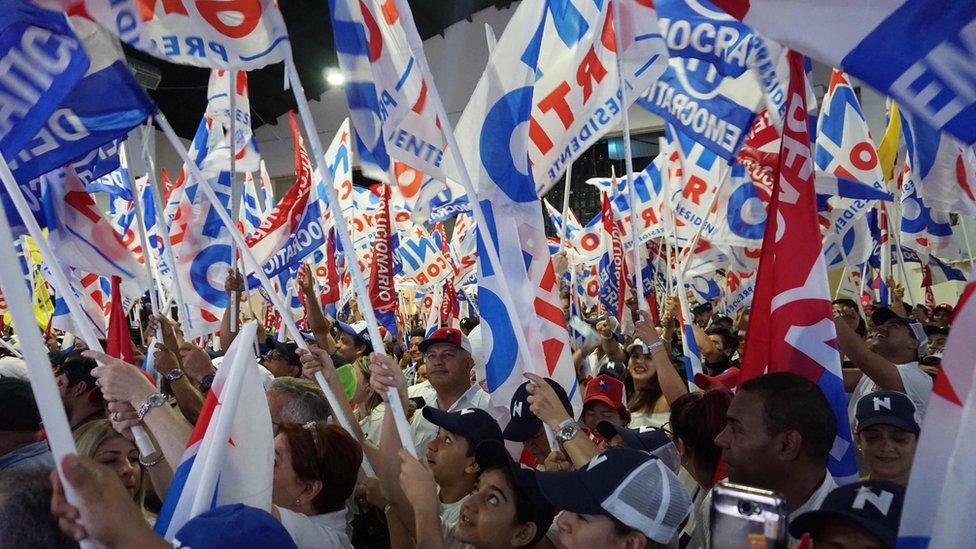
[272, 421, 363, 548]
[624, 340, 671, 428]
[352, 356, 386, 445]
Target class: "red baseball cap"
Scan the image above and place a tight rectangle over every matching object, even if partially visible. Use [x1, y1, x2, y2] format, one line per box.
[419, 327, 472, 354]
[694, 367, 740, 392]
[584, 374, 625, 410]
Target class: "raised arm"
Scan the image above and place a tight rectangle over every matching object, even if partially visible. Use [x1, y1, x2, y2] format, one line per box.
[833, 316, 906, 393]
[635, 310, 688, 405]
[298, 263, 337, 355]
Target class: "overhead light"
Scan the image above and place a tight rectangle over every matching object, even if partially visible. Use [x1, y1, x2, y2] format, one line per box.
[325, 68, 345, 87]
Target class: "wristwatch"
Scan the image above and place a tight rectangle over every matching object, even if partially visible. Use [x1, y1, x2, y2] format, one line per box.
[555, 418, 581, 444]
[200, 374, 215, 394]
[165, 369, 186, 384]
[137, 393, 167, 421]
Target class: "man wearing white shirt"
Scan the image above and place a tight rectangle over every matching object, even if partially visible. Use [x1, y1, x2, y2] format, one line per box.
[408, 328, 496, 455]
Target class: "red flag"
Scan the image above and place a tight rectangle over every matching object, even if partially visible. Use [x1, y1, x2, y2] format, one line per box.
[368, 184, 397, 336]
[736, 52, 856, 480]
[107, 276, 134, 363]
[432, 222, 459, 326]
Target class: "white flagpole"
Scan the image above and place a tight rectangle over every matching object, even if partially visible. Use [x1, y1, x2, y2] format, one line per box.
[140, 122, 192, 334]
[280, 56, 411, 464]
[558, 163, 573, 252]
[228, 70, 242, 334]
[390, 0, 560, 446]
[611, 0, 647, 315]
[0, 154, 90, 546]
[121, 141, 161, 317]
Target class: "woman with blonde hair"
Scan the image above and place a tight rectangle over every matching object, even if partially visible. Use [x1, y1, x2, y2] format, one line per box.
[73, 420, 148, 513]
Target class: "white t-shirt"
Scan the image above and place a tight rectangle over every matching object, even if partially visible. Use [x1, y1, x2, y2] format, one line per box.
[276, 506, 351, 549]
[440, 494, 474, 549]
[848, 361, 932, 428]
[359, 403, 386, 446]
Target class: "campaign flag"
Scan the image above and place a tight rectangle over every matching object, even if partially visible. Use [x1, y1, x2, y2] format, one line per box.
[257, 160, 274, 213]
[543, 198, 583, 244]
[598, 188, 626, 325]
[84, 143, 132, 199]
[312, 229, 340, 307]
[0, 0, 89, 159]
[737, 52, 858, 484]
[394, 223, 452, 293]
[72, 0, 288, 70]
[899, 273, 975, 548]
[50, 270, 108, 338]
[368, 183, 397, 337]
[155, 322, 273, 538]
[8, 16, 155, 184]
[898, 157, 958, 263]
[709, 1, 976, 144]
[457, 0, 581, 415]
[240, 171, 265, 237]
[431, 222, 459, 328]
[895, 246, 966, 285]
[202, 69, 260, 174]
[448, 212, 477, 286]
[900, 107, 976, 217]
[726, 268, 756, 315]
[525, 0, 669, 195]
[585, 156, 667, 250]
[170, 116, 234, 338]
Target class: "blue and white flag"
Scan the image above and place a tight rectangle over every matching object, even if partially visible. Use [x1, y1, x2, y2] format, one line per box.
[901, 107, 976, 218]
[457, 0, 580, 415]
[711, 0, 976, 144]
[898, 156, 958, 263]
[585, 156, 666, 250]
[7, 17, 156, 184]
[0, 0, 88, 160]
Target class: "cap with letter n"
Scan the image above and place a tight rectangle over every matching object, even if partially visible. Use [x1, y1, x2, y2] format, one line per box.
[789, 480, 905, 547]
[503, 378, 573, 442]
[855, 389, 920, 436]
[535, 447, 692, 544]
[421, 407, 502, 447]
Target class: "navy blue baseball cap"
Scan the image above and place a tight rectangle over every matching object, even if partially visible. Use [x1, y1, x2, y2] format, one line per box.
[855, 390, 920, 436]
[536, 447, 692, 544]
[595, 422, 680, 473]
[475, 440, 555, 545]
[790, 481, 905, 547]
[502, 378, 573, 442]
[422, 407, 503, 448]
[174, 504, 297, 548]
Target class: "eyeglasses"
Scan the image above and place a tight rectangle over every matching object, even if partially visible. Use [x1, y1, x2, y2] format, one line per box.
[264, 349, 282, 361]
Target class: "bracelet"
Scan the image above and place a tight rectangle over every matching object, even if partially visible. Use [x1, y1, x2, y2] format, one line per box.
[383, 503, 393, 515]
[139, 453, 164, 467]
[646, 339, 665, 353]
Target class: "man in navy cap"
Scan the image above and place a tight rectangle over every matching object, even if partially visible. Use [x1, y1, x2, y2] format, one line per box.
[835, 306, 932, 426]
[595, 422, 680, 473]
[790, 480, 905, 548]
[536, 447, 692, 548]
[503, 378, 573, 467]
[854, 390, 920, 487]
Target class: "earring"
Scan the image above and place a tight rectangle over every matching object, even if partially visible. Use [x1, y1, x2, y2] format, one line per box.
[294, 498, 301, 505]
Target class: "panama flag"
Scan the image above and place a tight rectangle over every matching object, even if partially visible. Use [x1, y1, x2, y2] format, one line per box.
[738, 51, 859, 484]
[598, 187, 626, 325]
[899, 274, 976, 548]
[456, 0, 581, 416]
[155, 322, 273, 539]
[898, 156, 958, 263]
[709, 1, 976, 144]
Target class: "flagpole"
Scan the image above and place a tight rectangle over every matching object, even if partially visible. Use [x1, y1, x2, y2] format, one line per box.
[888, 198, 918, 305]
[0, 154, 90, 545]
[611, 0, 648, 315]
[392, 8, 561, 446]
[558, 164, 573, 252]
[140, 122, 192, 335]
[154, 110, 384, 473]
[228, 70, 242, 334]
[121, 141, 161, 318]
[281, 54, 415, 462]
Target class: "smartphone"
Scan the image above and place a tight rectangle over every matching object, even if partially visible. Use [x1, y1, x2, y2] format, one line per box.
[709, 481, 788, 549]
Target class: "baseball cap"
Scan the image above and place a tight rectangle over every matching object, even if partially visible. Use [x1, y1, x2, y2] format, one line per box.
[595, 421, 681, 473]
[336, 321, 372, 350]
[694, 367, 740, 392]
[871, 308, 928, 359]
[584, 374, 626, 411]
[789, 481, 905, 547]
[419, 327, 472, 354]
[503, 378, 573, 442]
[932, 303, 954, 315]
[174, 504, 297, 548]
[855, 390, 920, 436]
[691, 302, 713, 317]
[422, 407, 503, 448]
[266, 341, 302, 367]
[536, 447, 692, 544]
[922, 324, 949, 338]
[0, 378, 42, 432]
[474, 440, 555, 545]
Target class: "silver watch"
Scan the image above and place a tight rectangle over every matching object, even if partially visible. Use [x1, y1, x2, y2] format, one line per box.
[137, 393, 167, 421]
[555, 418, 581, 444]
[165, 369, 185, 384]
